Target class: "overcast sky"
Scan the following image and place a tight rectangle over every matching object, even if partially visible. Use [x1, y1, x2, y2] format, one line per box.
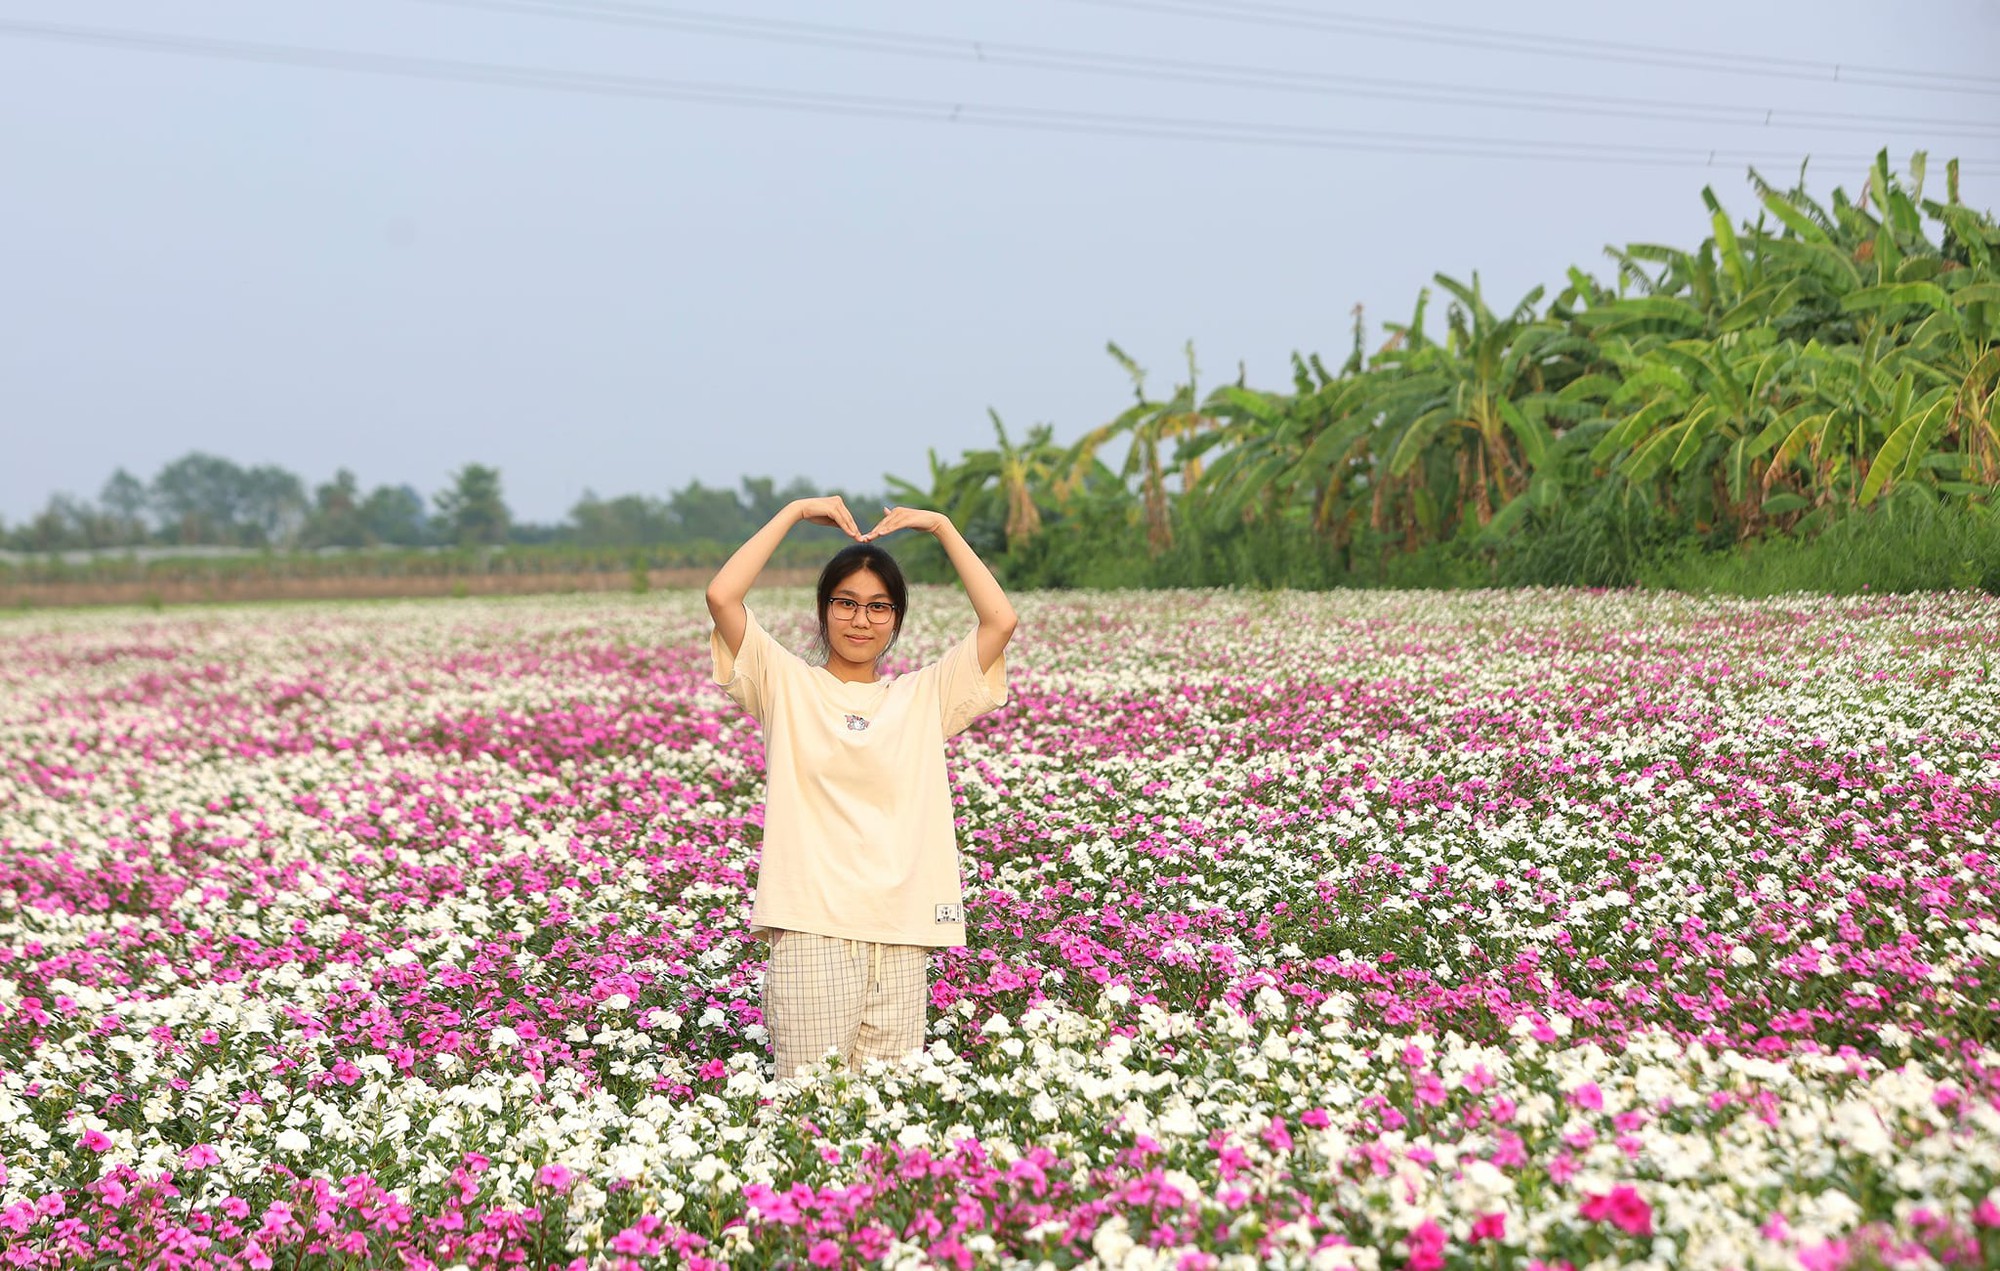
[4, 0, 1997, 526]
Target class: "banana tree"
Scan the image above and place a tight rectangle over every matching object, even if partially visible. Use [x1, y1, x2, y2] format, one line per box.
[1372, 274, 1593, 538]
[1061, 341, 1217, 553]
[886, 413, 1065, 553]
[1192, 364, 1382, 545]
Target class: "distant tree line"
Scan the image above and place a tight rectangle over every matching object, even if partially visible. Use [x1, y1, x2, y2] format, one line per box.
[4, 455, 875, 555]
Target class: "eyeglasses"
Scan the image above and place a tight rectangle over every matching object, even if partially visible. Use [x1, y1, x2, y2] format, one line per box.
[828, 598, 897, 624]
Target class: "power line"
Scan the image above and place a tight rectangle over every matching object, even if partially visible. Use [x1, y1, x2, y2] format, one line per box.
[407, 0, 2000, 140]
[2, 18, 1995, 174]
[1060, 0, 2000, 98]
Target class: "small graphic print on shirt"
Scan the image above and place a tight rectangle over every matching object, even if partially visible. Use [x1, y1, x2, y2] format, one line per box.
[843, 713, 870, 732]
[934, 903, 963, 924]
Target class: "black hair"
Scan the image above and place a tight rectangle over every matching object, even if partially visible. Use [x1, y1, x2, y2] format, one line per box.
[810, 543, 908, 665]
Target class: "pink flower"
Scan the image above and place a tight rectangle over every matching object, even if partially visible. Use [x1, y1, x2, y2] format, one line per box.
[1469, 1211, 1506, 1242]
[610, 1226, 650, 1254]
[1607, 1187, 1653, 1236]
[1404, 1218, 1447, 1271]
[1301, 1108, 1330, 1129]
[535, 1164, 575, 1191]
[1580, 1185, 1653, 1236]
[1261, 1117, 1293, 1154]
[1798, 1239, 1850, 1271]
[183, 1144, 221, 1169]
[808, 1239, 841, 1268]
[80, 1129, 113, 1152]
[1569, 1082, 1604, 1111]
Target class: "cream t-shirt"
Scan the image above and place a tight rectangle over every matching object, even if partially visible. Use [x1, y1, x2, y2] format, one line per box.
[711, 607, 1008, 946]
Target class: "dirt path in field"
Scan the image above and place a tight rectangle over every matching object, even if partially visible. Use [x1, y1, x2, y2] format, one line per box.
[1, 569, 818, 609]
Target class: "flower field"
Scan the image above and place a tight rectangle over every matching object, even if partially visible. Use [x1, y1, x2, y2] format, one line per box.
[2, 588, 1998, 1271]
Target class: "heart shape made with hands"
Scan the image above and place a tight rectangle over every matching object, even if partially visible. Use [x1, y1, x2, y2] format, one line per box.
[856, 506, 946, 543]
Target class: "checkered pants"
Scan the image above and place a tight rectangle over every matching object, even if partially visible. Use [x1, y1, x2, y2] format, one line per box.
[762, 929, 928, 1079]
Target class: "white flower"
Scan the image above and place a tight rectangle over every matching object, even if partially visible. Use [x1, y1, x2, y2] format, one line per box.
[1091, 1214, 1135, 1265]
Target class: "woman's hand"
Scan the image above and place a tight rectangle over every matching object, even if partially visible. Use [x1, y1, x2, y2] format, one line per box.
[795, 496, 863, 540]
[861, 506, 950, 540]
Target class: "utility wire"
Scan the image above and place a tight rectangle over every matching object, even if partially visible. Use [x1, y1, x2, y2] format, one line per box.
[408, 0, 2000, 140]
[2, 18, 1995, 173]
[1060, 0, 2000, 98]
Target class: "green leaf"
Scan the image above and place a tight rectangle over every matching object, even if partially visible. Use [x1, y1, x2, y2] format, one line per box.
[1760, 492, 1810, 516]
[1749, 402, 1822, 460]
[1758, 187, 1831, 244]
[1590, 399, 1680, 465]
[1937, 206, 1994, 271]
[1207, 384, 1288, 428]
[1668, 400, 1720, 472]
[1386, 406, 1454, 477]
[1623, 416, 1693, 483]
[1719, 278, 1807, 332]
[1767, 411, 1829, 473]
[1292, 413, 1376, 474]
[1477, 491, 1535, 543]
[1555, 374, 1622, 404]
[1707, 190, 1750, 295]
[1841, 282, 1951, 313]
[1575, 296, 1707, 334]
[1497, 397, 1552, 469]
[1859, 386, 1954, 506]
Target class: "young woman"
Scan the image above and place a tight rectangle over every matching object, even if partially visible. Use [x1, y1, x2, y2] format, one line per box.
[706, 495, 1017, 1078]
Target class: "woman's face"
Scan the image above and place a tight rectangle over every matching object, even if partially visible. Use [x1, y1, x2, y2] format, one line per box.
[823, 567, 897, 672]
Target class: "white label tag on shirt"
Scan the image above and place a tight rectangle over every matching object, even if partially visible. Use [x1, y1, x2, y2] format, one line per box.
[934, 903, 963, 924]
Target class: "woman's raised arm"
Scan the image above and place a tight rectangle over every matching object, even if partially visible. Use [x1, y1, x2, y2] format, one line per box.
[863, 506, 1017, 672]
[707, 496, 861, 656]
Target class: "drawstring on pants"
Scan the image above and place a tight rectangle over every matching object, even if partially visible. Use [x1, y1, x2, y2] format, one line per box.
[843, 938, 884, 991]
